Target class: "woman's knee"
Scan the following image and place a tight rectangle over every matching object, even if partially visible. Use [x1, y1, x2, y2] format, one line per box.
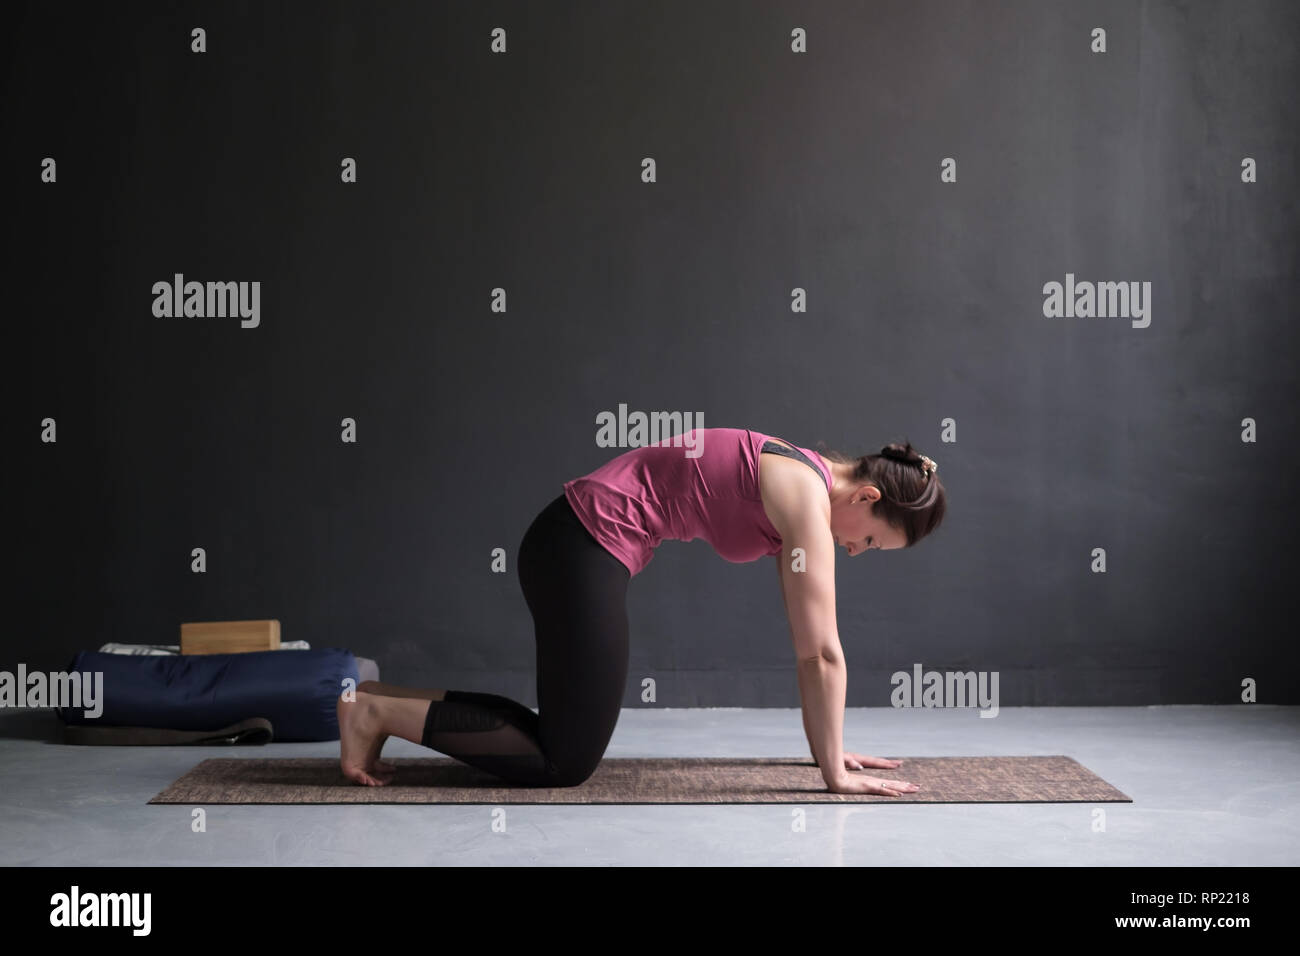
[546, 760, 599, 788]
[540, 740, 608, 787]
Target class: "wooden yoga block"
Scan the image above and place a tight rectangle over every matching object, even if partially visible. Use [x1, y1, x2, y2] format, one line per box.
[180, 619, 281, 655]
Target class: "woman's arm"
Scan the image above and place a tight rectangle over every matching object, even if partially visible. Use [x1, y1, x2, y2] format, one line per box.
[766, 475, 848, 789]
[775, 556, 822, 767]
[762, 456, 920, 797]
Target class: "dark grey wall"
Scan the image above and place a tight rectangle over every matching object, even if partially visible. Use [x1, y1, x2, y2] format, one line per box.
[10, 1, 1299, 706]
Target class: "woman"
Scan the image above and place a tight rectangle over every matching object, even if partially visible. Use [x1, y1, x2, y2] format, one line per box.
[337, 426, 946, 796]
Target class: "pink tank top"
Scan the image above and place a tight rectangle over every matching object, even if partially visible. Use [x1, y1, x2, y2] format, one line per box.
[563, 427, 834, 577]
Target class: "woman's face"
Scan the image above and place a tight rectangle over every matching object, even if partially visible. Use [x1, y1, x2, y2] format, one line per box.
[830, 484, 907, 557]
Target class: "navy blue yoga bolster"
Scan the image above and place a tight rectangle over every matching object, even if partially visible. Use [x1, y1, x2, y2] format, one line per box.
[55, 648, 360, 742]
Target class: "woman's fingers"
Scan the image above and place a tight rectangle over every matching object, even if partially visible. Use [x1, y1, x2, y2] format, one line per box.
[845, 753, 903, 770]
[864, 757, 902, 769]
[865, 776, 919, 795]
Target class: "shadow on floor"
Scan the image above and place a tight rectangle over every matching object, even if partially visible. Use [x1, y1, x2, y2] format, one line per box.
[0, 708, 66, 743]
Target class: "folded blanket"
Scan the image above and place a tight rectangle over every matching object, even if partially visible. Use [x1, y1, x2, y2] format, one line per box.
[98, 641, 312, 655]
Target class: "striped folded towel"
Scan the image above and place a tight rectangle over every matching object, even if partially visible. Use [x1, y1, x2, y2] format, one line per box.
[97, 641, 313, 655]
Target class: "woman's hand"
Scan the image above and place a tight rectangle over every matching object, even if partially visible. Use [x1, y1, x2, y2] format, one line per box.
[825, 753, 918, 796]
[826, 771, 920, 796]
[843, 752, 903, 771]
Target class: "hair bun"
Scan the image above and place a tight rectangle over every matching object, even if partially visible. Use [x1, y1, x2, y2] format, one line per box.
[880, 442, 917, 464]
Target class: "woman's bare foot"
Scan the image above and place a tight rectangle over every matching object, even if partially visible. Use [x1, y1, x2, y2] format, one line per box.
[366, 728, 395, 777]
[338, 690, 396, 786]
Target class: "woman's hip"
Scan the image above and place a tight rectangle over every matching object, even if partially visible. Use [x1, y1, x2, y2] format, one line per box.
[519, 493, 629, 615]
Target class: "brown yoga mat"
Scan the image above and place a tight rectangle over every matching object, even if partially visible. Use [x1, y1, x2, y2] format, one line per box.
[148, 755, 1131, 805]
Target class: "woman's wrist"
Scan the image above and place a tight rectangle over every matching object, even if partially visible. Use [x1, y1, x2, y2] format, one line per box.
[822, 767, 848, 787]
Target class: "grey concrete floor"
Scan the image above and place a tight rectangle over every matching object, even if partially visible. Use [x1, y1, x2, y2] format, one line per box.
[1, 705, 1296, 866]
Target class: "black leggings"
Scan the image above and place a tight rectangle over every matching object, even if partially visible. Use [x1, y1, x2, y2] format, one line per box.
[419, 492, 631, 787]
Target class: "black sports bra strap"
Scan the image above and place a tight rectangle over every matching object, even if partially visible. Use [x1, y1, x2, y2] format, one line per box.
[761, 440, 828, 486]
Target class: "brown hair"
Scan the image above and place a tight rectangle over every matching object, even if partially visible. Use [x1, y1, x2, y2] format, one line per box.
[814, 438, 946, 547]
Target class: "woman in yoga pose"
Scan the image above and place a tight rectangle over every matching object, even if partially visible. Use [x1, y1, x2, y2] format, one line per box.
[337, 426, 945, 795]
